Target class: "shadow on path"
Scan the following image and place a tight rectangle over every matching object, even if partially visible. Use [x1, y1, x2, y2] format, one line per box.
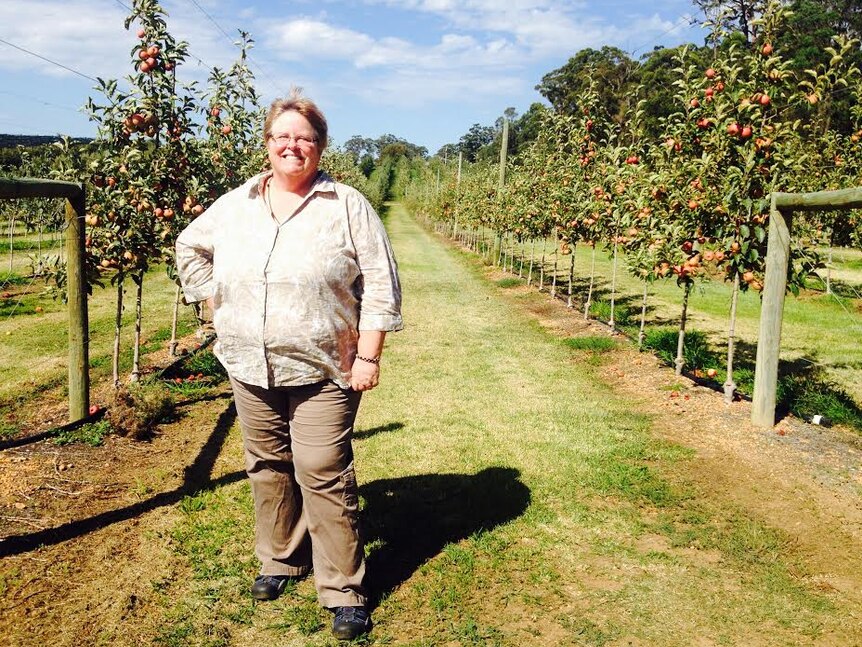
[360, 466, 531, 607]
[0, 401, 241, 558]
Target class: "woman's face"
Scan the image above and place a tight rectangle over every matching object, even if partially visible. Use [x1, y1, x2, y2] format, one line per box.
[267, 110, 322, 186]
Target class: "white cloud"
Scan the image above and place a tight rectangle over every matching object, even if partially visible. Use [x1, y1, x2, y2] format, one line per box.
[361, 0, 691, 58]
[269, 19, 375, 61]
[0, 1, 130, 78]
[265, 17, 524, 72]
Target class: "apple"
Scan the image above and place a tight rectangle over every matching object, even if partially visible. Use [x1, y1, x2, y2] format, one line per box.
[690, 97, 700, 108]
[761, 43, 773, 56]
[222, 124, 232, 135]
[759, 94, 771, 106]
[705, 67, 716, 79]
[89, 404, 100, 415]
[137, 28, 146, 39]
[707, 368, 717, 378]
[727, 123, 740, 137]
[740, 125, 753, 139]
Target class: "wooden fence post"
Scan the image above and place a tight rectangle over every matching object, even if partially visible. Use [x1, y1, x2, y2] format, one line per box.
[0, 178, 90, 423]
[751, 196, 791, 427]
[492, 118, 509, 265]
[65, 190, 90, 422]
[752, 187, 862, 428]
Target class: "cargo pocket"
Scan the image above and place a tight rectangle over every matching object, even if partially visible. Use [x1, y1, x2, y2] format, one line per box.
[339, 463, 361, 537]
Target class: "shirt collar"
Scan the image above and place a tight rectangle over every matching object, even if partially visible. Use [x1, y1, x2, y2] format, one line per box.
[251, 170, 337, 200]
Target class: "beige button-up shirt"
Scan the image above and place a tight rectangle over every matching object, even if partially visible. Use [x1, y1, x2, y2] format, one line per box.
[175, 171, 403, 389]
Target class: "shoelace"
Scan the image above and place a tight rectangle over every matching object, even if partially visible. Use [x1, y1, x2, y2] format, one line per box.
[336, 607, 369, 624]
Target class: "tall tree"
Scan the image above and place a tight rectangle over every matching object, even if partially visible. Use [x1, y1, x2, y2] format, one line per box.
[458, 123, 495, 162]
[536, 46, 638, 123]
[693, 0, 768, 43]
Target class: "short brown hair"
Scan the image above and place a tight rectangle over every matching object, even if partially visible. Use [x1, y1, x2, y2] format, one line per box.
[263, 89, 328, 151]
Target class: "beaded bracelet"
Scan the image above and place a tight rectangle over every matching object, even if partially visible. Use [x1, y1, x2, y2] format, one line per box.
[356, 354, 381, 365]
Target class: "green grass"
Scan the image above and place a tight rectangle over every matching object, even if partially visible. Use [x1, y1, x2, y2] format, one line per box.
[642, 327, 715, 373]
[52, 419, 113, 446]
[563, 336, 617, 353]
[495, 277, 522, 288]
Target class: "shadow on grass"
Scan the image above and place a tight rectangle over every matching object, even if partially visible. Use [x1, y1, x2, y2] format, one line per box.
[361, 466, 531, 608]
[0, 400, 242, 558]
[354, 421, 404, 439]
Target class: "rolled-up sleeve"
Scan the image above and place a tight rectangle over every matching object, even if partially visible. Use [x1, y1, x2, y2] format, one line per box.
[175, 205, 217, 304]
[346, 192, 403, 332]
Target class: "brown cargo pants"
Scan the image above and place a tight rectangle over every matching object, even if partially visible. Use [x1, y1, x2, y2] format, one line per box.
[230, 377, 366, 608]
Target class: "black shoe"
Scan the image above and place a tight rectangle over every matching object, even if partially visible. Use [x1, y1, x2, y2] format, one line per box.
[331, 605, 372, 640]
[250, 574, 292, 600]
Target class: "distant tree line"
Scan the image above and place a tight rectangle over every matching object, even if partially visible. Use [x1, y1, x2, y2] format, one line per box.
[439, 0, 862, 161]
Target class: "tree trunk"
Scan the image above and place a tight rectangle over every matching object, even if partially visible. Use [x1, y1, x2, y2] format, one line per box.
[527, 238, 535, 286]
[638, 281, 649, 350]
[724, 272, 740, 403]
[609, 239, 619, 329]
[112, 279, 124, 388]
[518, 239, 524, 278]
[675, 281, 692, 376]
[130, 271, 144, 383]
[8, 214, 14, 273]
[551, 237, 559, 298]
[584, 243, 597, 320]
[567, 242, 576, 308]
[169, 283, 181, 356]
[538, 238, 547, 290]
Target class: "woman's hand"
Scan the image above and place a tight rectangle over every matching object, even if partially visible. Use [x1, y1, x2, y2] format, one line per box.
[350, 358, 380, 391]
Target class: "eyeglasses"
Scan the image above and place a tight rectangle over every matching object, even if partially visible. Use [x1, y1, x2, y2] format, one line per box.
[269, 132, 318, 147]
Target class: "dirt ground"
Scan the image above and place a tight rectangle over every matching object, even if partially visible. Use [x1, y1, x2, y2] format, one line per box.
[1, 278, 861, 645]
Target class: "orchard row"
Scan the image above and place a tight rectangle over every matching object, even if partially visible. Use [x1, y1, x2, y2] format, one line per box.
[411, 4, 860, 297]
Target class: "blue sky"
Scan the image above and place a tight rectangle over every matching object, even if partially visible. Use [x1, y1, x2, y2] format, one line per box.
[0, 0, 707, 153]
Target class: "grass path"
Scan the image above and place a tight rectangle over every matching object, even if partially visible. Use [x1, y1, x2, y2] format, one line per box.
[1, 202, 857, 646]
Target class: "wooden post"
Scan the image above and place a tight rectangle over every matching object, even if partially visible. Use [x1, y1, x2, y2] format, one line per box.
[492, 119, 509, 265]
[498, 118, 509, 188]
[752, 198, 791, 427]
[0, 178, 90, 423]
[65, 190, 90, 421]
[752, 187, 862, 428]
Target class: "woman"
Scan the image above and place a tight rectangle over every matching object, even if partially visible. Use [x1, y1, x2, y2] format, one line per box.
[175, 92, 402, 640]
